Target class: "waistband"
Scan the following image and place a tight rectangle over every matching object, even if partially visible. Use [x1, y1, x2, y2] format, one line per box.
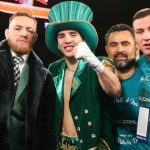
[58, 133, 81, 150]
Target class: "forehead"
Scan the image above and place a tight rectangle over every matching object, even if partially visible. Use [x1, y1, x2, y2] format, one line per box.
[133, 15, 150, 29]
[108, 31, 133, 42]
[9, 16, 36, 28]
[58, 29, 80, 35]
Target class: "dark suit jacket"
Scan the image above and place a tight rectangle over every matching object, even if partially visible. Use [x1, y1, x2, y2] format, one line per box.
[0, 40, 56, 150]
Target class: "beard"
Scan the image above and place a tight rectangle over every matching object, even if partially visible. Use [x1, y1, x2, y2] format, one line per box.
[114, 52, 136, 72]
[8, 39, 33, 55]
[114, 59, 136, 73]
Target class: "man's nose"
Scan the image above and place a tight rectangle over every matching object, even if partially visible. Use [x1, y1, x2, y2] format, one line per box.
[143, 30, 150, 41]
[19, 28, 28, 37]
[117, 44, 124, 52]
[64, 35, 72, 43]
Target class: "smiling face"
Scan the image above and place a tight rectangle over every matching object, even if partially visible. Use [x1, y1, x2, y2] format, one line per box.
[133, 15, 150, 57]
[57, 30, 83, 58]
[5, 16, 38, 55]
[106, 30, 138, 71]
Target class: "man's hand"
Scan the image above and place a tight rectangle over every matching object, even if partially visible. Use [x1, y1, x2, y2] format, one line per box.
[74, 42, 105, 74]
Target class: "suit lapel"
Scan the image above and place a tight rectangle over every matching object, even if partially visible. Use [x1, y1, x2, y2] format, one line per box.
[26, 52, 46, 116]
[70, 60, 86, 97]
[0, 49, 14, 85]
[14, 64, 29, 102]
[52, 60, 86, 101]
[53, 69, 65, 108]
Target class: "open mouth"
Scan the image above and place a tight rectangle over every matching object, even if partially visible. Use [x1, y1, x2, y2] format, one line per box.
[143, 43, 150, 49]
[64, 45, 74, 51]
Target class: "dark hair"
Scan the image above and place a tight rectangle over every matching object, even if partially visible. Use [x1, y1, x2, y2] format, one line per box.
[9, 12, 37, 25]
[132, 8, 150, 22]
[105, 23, 135, 44]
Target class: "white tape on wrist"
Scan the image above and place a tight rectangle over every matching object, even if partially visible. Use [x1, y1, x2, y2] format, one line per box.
[76, 42, 105, 74]
[94, 62, 105, 74]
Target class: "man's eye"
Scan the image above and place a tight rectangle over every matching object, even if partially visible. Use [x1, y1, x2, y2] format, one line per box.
[27, 30, 34, 34]
[135, 30, 143, 34]
[122, 43, 129, 46]
[58, 35, 63, 39]
[71, 34, 76, 37]
[14, 28, 21, 30]
[110, 44, 117, 47]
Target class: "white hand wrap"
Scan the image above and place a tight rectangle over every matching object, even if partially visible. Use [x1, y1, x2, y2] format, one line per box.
[75, 42, 105, 74]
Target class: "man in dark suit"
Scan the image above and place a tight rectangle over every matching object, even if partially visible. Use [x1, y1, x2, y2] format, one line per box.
[0, 12, 56, 150]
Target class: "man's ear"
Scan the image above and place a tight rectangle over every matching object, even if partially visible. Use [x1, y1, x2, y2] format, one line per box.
[135, 44, 140, 59]
[5, 29, 9, 39]
[105, 45, 109, 55]
[33, 33, 38, 44]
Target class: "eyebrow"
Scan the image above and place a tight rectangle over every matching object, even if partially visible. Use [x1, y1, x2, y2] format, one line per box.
[57, 33, 64, 37]
[109, 40, 130, 44]
[58, 31, 78, 35]
[14, 25, 34, 30]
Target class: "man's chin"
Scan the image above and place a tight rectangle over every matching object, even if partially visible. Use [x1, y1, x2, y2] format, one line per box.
[8, 41, 32, 55]
[17, 50, 31, 55]
[63, 52, 74, 58]
[143, 49, 150, 55]
[13, 45, 32, 54]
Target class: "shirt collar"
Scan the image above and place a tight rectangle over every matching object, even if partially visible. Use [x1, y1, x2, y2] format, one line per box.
[11, 50, 29, 63]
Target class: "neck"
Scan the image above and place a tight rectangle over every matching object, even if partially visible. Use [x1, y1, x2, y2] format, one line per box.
[65, 57, 79, 72]
[115, 67, 136, 80]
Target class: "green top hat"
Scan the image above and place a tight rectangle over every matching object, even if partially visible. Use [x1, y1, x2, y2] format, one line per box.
[45, 1, 99, 57]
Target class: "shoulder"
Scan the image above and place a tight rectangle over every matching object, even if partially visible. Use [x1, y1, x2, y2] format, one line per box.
[137, 54, 146, 68]
[48, 58, 65, 75]
[98, 56, 115, 71]
[0, 39, 9, 51]
[98, 56, 113, 64]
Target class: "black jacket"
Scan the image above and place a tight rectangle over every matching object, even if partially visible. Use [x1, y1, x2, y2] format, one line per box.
[0, 40, 56, 150]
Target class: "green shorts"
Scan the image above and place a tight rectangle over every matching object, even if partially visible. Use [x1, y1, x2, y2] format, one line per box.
[58, 133, 81, 150]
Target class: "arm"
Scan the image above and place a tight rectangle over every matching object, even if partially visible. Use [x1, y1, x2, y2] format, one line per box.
[97, 61, 121, 97]
[74, 42, 121, 97]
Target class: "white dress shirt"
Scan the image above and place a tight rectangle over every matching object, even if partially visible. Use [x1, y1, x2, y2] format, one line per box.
[11, 50, 29, 75]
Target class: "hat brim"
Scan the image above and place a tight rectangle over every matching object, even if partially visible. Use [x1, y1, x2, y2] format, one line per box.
[45, 21, 98, 57]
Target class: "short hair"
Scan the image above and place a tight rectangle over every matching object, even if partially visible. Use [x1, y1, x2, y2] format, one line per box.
[105, 23, 135, 44]
[132, 8, 150, 22]
[9, 12, 37, 25]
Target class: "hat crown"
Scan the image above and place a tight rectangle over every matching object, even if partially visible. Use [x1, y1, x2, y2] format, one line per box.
[48, 1, 93, 23]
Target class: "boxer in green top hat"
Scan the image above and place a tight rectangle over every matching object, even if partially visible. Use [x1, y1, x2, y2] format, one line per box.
[45, 1, 121, 149]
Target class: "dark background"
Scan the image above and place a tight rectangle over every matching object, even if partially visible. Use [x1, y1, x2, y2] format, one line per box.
[0, 0, 149, 67]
